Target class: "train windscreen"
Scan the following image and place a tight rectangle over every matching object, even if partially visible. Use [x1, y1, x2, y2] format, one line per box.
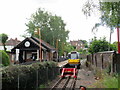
[71, 54, 77, 59]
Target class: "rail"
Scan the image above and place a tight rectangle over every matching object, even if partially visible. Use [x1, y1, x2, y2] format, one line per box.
[50, 76, 77, 90]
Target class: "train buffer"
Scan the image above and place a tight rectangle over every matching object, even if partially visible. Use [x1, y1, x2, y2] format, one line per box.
[60, 68, 78, 78]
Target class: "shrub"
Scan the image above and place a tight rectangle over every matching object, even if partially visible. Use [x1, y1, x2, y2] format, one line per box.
[2, 61, 59, 90]
[0, 50, 10, 66]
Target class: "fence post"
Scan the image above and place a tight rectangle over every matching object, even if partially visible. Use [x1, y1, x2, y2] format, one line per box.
[113, 53, 117, 73]
[95, 54, 97, 67]
[36, 70, 38, 89]
[86, 55, 89, 67]
[46, 67, 48, 82]
[18, 68, 19, 90]
[110, 53, 114, 75]
[92, 54, 94, 64]
[101, 54, 103, 69]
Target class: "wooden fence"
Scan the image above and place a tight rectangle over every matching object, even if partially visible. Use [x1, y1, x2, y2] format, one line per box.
[86, 51, 120, 74]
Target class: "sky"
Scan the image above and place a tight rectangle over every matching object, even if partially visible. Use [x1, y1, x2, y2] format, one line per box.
[0, 0, 117, 43]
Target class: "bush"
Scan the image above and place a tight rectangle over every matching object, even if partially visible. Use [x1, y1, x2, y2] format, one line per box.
[0, 50, 10, 66]
[2, 61, 59, 90]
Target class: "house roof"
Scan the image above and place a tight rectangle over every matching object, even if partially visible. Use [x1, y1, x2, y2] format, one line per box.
[0, 38, 21, 46]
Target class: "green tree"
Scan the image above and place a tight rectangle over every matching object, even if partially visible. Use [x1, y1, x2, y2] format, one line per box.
[82, 1, 120, 27]
[88, 37, 116, 53]
[64, 43, 75, 54]
[82, 1, 120, 43]
[24, 8, 69, 55]
[0, 33, 8, 51]
[0, 50, 10, 66]
[80, 40, 88, 48]
[112, 41, 118, 50]
[78, 48, 88, 54]
[99, 2, 120, 27]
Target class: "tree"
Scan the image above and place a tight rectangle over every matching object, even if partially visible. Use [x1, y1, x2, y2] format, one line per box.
[112, 41, 118, 50]
[82, 1, 120, 43]
[0, 33, 8, 51]
[93, 2, 120, 43]
[88, 37, 117, 53]
[80, 40, 88, 48]
[0, 50, 10, 66]
[100, 2, 120, 27]
[82, 1, 120, 27]
[64, 43, 75, 54]
[24, 8, 69, 55]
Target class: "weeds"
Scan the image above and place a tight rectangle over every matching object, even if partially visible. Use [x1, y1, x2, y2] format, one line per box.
[92, 68, 118, 88]
[103, 74, 118, 88]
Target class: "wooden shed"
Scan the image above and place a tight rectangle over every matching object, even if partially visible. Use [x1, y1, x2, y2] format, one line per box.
[11, 37, 58, 63]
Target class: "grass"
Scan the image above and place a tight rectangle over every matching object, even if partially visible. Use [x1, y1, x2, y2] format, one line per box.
[103, 74, 118, 88]
[91, 70, 118, 88]
[88, 67, 119, 88]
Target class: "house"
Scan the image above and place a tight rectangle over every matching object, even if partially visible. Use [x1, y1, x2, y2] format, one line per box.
[10, 37, 58, 64]
[69, 40, 85, 50]
[0, 38, 21, 51]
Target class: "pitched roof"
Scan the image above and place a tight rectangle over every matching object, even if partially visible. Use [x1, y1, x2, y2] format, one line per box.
[11, 37, 56, 51]
[31, 37, 56, 50]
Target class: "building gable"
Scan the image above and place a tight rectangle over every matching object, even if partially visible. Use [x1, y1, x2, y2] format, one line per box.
[12, 37, 40, 51]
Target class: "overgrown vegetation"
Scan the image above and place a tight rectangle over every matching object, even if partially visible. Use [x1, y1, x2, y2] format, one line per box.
[93, 74, 118, 88]
[2, 61, 59, 90]
[91, 68, 118, 88]
[0, 50, 10, 66]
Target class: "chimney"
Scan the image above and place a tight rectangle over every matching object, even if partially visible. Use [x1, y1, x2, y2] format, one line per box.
[15, 38, 17, 41]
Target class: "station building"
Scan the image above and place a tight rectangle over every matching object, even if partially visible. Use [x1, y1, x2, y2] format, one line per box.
[10, 37, 57, 64]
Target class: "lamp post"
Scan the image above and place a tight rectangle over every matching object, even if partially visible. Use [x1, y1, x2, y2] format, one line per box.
[34, 28, 41, 62]
[56, 39, 60, 61]
[38, 28, 42, 62]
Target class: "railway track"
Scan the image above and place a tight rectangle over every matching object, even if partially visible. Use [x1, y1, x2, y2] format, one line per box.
[50, 76, 77, 90]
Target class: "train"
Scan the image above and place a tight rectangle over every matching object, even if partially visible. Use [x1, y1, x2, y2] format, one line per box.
[60, 51, 80, 78]
[67, 51, 81, 69]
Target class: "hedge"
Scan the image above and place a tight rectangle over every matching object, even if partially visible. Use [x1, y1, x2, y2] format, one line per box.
[2, 61, 60, 90]
[0, 50, 10, 66]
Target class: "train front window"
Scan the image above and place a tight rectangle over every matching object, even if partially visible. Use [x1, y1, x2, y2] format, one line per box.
[70, 54, 77, 59]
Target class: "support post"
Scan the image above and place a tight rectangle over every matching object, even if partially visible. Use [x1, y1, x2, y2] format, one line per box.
[37, 50, 39, 61]
[16, 49, 20, 63]
[23, 51, 25, 61]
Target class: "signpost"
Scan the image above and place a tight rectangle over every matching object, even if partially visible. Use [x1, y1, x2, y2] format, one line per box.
[117, 26, 120, 54]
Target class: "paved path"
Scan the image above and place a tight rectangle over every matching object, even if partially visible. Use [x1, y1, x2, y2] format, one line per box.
[57, 60, 68, 67]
